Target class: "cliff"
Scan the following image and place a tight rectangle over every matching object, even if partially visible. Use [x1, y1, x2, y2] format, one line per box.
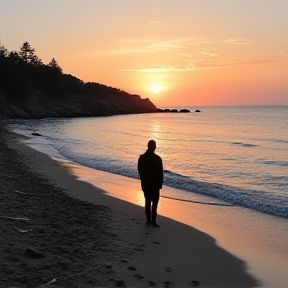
[0, 90, 158, 119]
[0, 41, 158, 119]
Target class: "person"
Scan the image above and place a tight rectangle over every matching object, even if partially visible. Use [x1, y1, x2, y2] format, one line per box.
[138, 140, 163, 227]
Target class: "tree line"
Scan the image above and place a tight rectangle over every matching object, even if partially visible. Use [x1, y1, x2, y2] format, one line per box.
[0, 41, 136, 104]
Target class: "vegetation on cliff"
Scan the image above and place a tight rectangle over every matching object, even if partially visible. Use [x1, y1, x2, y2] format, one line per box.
[0, 41, 157, 119]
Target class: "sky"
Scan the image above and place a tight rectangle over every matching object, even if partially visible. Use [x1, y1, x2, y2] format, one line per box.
[0, 0, 287, 107]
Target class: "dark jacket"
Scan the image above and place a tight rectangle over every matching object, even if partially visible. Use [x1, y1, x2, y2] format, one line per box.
[138, 149, 163, 191]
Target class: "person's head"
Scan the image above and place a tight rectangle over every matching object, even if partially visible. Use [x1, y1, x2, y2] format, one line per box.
[147, 140, 157, 151]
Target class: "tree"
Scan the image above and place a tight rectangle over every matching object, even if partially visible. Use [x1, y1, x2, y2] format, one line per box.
[0, 41, 8, 58]
[48, 58, 63, 72]
[8, 51, 22, 64]
[19, 41, 42, 66]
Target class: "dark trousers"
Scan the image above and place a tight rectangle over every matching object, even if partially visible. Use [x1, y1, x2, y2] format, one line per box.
[144, 189, 160, 223]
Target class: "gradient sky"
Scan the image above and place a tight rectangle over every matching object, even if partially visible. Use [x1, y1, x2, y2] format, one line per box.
[1, 0, 287, 107]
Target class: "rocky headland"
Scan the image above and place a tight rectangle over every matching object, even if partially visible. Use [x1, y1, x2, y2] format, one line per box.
[0, 41, 158, 119]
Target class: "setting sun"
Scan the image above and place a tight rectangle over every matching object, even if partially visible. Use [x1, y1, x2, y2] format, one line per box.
[151, 84, 161, 94]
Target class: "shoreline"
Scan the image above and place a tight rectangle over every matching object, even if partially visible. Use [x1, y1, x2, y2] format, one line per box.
[61, 160, 288, 288]
[0, 127, 260, 287]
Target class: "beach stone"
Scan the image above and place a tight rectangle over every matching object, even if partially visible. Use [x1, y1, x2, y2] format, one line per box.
[121, 259, 129, 263]
[164, 266, 173, 272]
[163, 281, 172, 288]
[24, 247, 45, 259]
[127, 266, 136, 271]
[153, 241, 160, 244]
[41, 264, 51, 270]
[148, 280, 157, 286]
[135, 274, 144, 280]
[115, 280, 126, 287]
[191, 280, 200, 286]
[134, 248, 144, 251]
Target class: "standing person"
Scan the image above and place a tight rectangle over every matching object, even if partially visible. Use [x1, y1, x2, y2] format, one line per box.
[138, 140, 163, 227]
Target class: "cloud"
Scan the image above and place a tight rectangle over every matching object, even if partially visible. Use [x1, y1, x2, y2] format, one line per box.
[199, 51, 218, 57]
[189, 57, 284, 70]
[148, 42, 181, 50]
[223, 38, 253, 45]
[119, 57, 285, 74]
[119, 66, 176, 73]
[175, 53, 193, 58]
[149, 21, 165, 25]
[89, 37, 192, 57]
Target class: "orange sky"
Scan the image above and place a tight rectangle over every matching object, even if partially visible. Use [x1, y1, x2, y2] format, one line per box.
[1, 0, 287, 107]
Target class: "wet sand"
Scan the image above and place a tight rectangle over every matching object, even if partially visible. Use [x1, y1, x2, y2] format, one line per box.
[0, 126, 259, 287]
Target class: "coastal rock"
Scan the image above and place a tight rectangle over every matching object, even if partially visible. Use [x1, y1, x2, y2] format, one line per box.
[157, 108, 191, 113]
[195, 109, 201, 112]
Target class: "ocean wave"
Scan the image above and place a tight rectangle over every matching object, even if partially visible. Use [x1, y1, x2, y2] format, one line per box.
[259, 159, 288, 167]
[232, 142, 258, 148]
[5, 117, 288, 220]
[59, 149, 288, 219]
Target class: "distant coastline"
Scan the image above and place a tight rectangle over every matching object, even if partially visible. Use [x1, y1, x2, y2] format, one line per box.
[0, 41, 158, 119]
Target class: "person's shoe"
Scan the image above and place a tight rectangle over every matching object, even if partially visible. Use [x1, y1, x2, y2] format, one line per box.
[152, 222, 160, 227]
[146, 220, 153, 225]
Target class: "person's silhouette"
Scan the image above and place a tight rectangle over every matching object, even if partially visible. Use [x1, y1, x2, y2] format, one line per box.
[138, 140, 163, 227]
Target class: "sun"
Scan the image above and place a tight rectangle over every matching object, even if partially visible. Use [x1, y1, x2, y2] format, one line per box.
[151, 84, 161, 94]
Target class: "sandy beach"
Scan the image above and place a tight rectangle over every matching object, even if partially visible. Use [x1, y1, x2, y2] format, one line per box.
[0, 126, 276, 288]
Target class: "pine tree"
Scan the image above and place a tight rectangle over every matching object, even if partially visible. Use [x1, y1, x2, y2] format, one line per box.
[8, 51, 22, 64]
[0, 41, 8, 58]
[48, 58, 63, 72]
[19, 41, 42, 66]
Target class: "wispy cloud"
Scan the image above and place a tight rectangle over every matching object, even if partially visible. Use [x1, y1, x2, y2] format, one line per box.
[148, 42, 181, 50]
[192, 58, 284, 70]
[223, 38, 253, 45]
[89, 37, 192, 57]
[199, 51, 218, 57]
[119, 57, 285, 73]
[175, 53, 193, 58]
[149, 21, 165, 25]
[119, 66, 176, 73]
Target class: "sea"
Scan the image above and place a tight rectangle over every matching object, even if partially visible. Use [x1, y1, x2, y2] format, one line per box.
[5, 106, 288, 219]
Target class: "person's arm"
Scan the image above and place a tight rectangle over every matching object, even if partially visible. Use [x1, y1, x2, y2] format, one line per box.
[159, 157, 164, 189]
[137, 156, 142, 178]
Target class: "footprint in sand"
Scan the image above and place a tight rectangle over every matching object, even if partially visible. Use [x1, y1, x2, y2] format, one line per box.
[135, 274, 145, 280]
[148, 280, 157, 286]
[153, 241, 160, 244]
[121, 259, 129, 263]
[163, 281, 172, 288]
[164, 266, 173, 272]
[115, 280, 126, 287]
[134, 248, 144, 251]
